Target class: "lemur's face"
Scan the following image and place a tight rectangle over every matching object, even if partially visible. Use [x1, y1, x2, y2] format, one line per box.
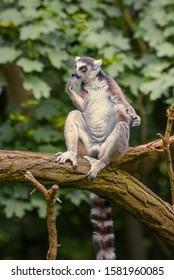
[72, 56, 102, 82]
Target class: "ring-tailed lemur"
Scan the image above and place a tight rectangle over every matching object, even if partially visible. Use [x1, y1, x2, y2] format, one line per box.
[55, 56, 141, 260]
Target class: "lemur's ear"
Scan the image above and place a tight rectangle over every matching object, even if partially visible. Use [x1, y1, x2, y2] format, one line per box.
[75, 56, 81, 62]
[93, 59, 102, 69]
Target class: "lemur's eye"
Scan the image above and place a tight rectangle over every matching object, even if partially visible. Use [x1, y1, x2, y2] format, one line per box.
[80, 66, 87, 72]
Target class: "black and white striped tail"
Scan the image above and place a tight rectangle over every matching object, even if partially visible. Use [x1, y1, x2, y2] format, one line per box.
[91, 193, 116, 260]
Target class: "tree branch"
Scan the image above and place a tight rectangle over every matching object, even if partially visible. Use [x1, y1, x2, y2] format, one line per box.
[157, 103, 174, 207]
[0, 136, 174, 246]
[123, 9, 148, 53]
[25, 171, 60, 260]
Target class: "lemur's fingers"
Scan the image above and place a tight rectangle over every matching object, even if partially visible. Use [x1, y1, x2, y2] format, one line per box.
[55, 151, 77, 168]
[131, 115, 141, 127]
[125, 108, 141, 127]
[55, 152, 63, 157]
[67, 77, 79, 92]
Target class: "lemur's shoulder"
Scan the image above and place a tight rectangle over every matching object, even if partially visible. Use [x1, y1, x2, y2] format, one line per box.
[97, 70, 127, 103]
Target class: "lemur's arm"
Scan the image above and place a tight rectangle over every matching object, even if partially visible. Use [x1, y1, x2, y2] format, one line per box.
[108, 78, 141, 127]
[67, 77, 87, 112]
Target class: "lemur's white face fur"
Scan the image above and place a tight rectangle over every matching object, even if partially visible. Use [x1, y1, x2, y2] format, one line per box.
[73, 56, 102, 82]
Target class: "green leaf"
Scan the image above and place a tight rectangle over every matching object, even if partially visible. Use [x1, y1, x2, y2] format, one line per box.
[164, 26, 174, 38]
[125, 0, 148, 10]
[23, 75, 51, 99]
[140, 74, 174, 100]
[47, 49, 68, 69]
[100, 46, 117, 59]
[66, 4, 79, 14]
[21, 8, 42, 22]
[66, 191, 89, 206]
[17, 58, 44, 72]
[156, 42, 174, 57]
[0, 123, 15, 144]
[0, 8, 24, 26]
[140, 79, 161, 96]
[142, 61, 170, 78]
[106, 62, 124, 77]
[35, 99, 60, 120]
[151, 0, 174, 7]
[18, 0, 41, 8]
[30, 196, 46, 218]
[113, 35, 130, 51]
[87, 19, 104, 29]
[0, 47, 21, 64]
[83, 31, 113, 48]
[20, 19, 58, 41]
[20, 24, 46, 40]
[2, 199, 32, 218]
[152, 8, 168, 27]
[32, 126, 63, 143]
[120, 74, 142, 96]
[104, 5, 121, 18]
[14, 185, 29, 199]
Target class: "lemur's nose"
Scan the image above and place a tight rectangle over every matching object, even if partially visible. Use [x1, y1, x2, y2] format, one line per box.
[71, 71, 81, 79]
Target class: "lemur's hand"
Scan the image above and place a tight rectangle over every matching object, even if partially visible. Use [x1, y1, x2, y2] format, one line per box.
[126, 108, 141, 127]
[131, 114, 141, 127]
[67, 76, 79, 93]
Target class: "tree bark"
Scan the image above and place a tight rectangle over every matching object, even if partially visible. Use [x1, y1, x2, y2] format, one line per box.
[0, 139, 174, 247]
[2, 64, 32, 103]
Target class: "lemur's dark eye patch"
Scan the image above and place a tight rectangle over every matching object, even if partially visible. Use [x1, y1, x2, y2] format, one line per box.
[80, 66, 87, 72]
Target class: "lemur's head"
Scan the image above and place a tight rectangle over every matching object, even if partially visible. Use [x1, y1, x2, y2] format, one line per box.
[71, 56, 102, 82]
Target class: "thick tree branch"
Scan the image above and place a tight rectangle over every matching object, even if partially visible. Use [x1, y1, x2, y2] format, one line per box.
[0, 136, 174, 246]
[0, 135, 174, 182]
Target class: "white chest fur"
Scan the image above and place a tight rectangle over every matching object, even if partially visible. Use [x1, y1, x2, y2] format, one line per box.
[82, 81, 116, 142]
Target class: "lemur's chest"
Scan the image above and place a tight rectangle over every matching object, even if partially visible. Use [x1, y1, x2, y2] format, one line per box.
[84, 82, 111, 106]
[82, 83, 116, 141]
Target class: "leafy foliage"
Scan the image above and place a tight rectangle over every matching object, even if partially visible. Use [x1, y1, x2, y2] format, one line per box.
[0, 0, 173, 102]
[0, 98, 67, 151]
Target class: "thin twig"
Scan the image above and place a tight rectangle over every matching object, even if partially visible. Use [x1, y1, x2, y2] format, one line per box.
[157, 103, 174, 207]
[25, 171, 60, 259]
[25, 171, 47, 198]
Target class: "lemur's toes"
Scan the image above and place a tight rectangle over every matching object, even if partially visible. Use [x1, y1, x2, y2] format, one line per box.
[83, 156, 97, 165]
[87, 171, 96, 181]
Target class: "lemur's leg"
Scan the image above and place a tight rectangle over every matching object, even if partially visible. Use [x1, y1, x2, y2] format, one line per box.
[55, 110, 91, 168]
[84, 121, 129, 179]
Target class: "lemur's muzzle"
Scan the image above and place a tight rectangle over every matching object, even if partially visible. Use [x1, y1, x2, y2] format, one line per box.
[71, 71, 81, 80]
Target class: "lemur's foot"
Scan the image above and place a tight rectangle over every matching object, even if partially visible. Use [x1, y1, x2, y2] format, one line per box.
[55, 151, 77, 168]
[83, 156, 106, 180]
